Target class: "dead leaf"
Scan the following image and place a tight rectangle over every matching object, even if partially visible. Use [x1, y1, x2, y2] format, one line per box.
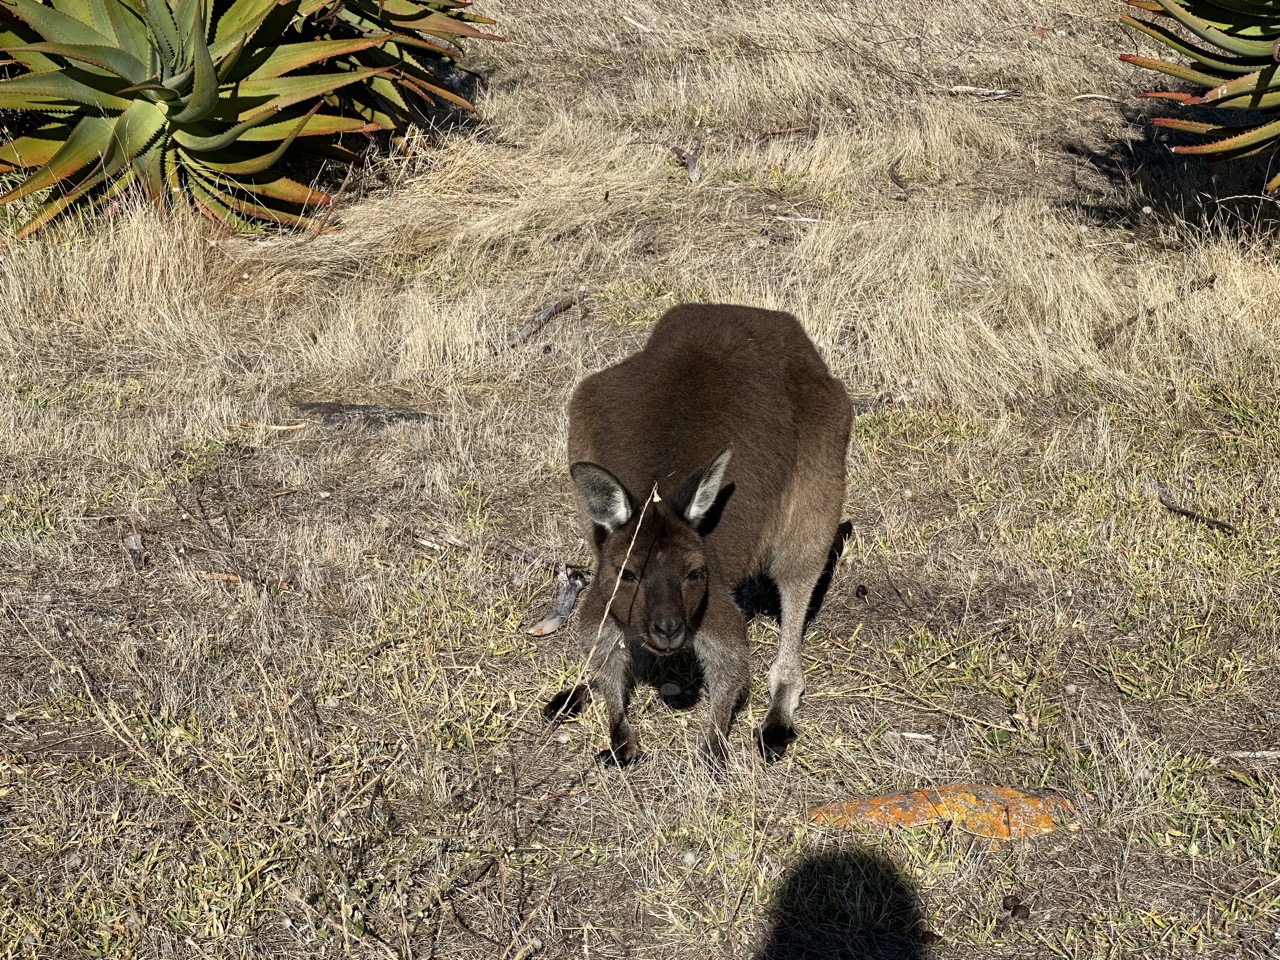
[527, 566, 588, 636]
[808, 783, 1076, 840]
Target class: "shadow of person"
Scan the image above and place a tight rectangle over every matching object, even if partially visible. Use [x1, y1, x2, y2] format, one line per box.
[756, 845, 933, 960]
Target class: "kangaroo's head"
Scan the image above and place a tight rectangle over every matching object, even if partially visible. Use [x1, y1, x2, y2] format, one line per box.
[571, 447, 732, 656]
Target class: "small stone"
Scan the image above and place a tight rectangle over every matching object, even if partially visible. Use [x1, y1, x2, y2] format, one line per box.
[681, 851, 697, 867]
[1064, 683, 1079, 696]
[659, 682, 682, 698]
[556, 732, 569, 745]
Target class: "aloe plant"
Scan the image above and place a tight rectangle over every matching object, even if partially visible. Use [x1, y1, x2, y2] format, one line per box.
[300, 0, 499, 130]
[0, 0, 496, 235]
[1120, 0, 1280, 192]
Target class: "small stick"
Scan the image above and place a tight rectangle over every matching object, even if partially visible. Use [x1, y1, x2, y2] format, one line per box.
[888, 159, 916, 201]
[304, 165, 355, 243]
[238, 421, 309, 431]
[197, 570, 242, 584]
[622, 14, 654, 32]
[949, 85, 1019, 100]
[1152, 483, 1238, 536]
[505, 291, 586, 349]
[1224, 749, 1280, 760]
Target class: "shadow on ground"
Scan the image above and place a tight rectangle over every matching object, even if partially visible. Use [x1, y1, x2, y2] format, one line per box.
[755, 845, 933, 960]
[1062, 102, 1280, 237]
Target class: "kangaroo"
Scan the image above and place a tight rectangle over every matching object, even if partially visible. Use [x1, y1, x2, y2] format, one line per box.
[554, 303, 851, 766]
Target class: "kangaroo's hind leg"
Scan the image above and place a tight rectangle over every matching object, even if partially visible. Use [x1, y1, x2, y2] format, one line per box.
[757, 455, 847, 762]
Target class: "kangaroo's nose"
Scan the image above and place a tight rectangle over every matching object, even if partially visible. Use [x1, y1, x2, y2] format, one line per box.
[649, 616, 685, 651]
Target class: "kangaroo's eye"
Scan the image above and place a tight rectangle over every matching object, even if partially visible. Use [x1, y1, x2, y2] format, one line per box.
[686, 567, 706, 583]
[618, 567, 637, 583]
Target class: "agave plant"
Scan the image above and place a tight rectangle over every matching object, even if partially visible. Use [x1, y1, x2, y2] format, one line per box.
[0, 0, 496, 235]
[301, 0, 499, 130]
[1120, 0, 1280, 192]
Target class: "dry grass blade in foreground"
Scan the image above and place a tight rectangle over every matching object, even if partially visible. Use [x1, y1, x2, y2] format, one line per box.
[2, 0, 1279, 957]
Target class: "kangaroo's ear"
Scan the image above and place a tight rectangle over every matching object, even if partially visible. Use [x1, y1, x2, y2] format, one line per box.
[570, 462, 633, 533]
[673, 446, 733, 526]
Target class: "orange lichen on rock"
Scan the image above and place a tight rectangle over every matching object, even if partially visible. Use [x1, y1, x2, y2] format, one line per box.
[807, 783, 1076, 840]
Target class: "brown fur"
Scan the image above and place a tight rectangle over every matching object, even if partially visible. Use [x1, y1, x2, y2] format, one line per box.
[562, 303, 851, 765]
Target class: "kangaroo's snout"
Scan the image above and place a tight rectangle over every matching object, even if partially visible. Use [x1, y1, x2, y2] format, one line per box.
[647, 615, 686, 653]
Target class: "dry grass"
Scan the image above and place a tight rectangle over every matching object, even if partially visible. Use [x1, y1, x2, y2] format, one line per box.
[2, 0, 1280, 957]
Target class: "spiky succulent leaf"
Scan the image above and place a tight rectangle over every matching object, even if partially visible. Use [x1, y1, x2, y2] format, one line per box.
[6, 40, 149, 80]
[0, 113, 109, 203]
[1121, 0, 1280, 191]
[0, 0, 497, 234]
[302, 0, 500, 130]
[1, 0, 390, 232]
[0, 121, 75, 171]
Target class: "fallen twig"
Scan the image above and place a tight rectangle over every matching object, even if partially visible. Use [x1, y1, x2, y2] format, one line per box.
[949, 85, 1019, 100]
[1224, 749, 1280, 760]
[1152, 483, 1238, 536]
[304, 165, 354, 242]
[262, 487, 299, 500]
[527, 566, 589, 637]
[886, 731, 937, 743]
[888, 158, 916, 201]
[622, 14, 654, 32]
[239, 421, 309, 431]
[504, 291, 587, 350]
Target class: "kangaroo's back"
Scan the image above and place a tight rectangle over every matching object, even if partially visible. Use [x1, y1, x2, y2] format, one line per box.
[568, 303, 849, 577]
